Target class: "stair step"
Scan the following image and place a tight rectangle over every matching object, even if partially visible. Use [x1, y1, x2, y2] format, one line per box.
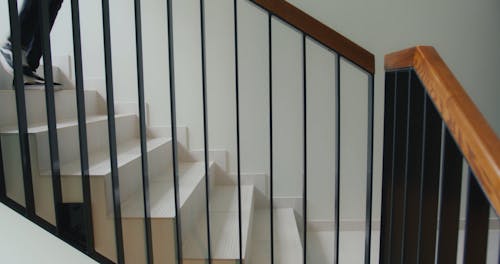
[0, 90, 104, 129]
[121, 161, 212, 218]
[55, 137, 170, 177]
[249, 208, 303, 264]
[1, 113, 142, 172]
[183, 185, 255, 261]
[0, 113, 131, 135]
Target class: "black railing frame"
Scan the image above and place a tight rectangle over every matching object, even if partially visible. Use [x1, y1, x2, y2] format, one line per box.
[381, 68, 496, 264]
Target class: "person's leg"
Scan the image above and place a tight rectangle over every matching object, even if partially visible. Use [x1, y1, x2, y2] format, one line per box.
[26, 0, 64, 71]
[2, 0, 37, 71]
[17, 0, 39, 50]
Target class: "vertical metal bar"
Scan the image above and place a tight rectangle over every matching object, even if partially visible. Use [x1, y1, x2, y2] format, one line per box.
[0, 140, 5, 199]
[268, 12, 275, 264]
[379, 71, 396, 264]
[7, 0, 36, 220]
[70, 0, 94, 252]
[39, 0, 63, 234]
[389, 70, 410, 264]
[463, 171, 490, 264]
[401, 71, 425, 264]
[200, 0, 212, 262]
[133, 0, 154, 262]
[364, 73, 374, 264]
[398, 70, 414, 264]
[302, 34, 307, 264]
[166, 0, 183, 262]
[334, 54, 341, 264]
[435, 129, 463, 264]
[233, 0, 243, 262]
[101, 0, 125, 262]
[416, 93, 442, 264]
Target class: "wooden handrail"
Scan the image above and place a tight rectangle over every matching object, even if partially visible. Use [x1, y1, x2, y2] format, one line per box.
[252, 0, 375, 74]
[385, 46, 500, 215]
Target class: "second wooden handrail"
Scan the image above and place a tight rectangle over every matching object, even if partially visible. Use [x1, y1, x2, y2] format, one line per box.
[385, 46, 500, 215]
[252, 0, 375, 74]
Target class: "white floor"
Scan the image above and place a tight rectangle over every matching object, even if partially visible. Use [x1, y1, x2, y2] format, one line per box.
[308, 229, 499, 264]
[0, 203, 97, 264]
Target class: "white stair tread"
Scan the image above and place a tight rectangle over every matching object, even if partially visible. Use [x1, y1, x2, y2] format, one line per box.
[0, 113, 133, 134]
[57, 137, 170, 176]
[249, 208, 303, 264]
[183, 185, 255, 260]
[121, 162, 212, 218]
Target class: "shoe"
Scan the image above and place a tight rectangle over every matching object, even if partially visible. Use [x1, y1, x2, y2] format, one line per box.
[23, 66, 62, 86]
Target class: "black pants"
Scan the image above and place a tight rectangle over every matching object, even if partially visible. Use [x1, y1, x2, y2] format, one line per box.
[11, 0, 63, 71]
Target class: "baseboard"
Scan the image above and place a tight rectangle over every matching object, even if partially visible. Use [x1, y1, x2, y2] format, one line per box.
[189, 149, 227, 172]
[148, 125, 188, 148]
[307, 219, 500, 232]
[273, 196, 303, 216]
[85, 78, 106, 94]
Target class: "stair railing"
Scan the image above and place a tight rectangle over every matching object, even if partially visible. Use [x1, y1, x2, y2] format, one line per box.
[1, 0, 376, 263]
[381, 46, 500, 263]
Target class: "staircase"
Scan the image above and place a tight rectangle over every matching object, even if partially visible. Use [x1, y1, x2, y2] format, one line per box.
[0, 81, 303, 264]
[2, 0, 499, 263]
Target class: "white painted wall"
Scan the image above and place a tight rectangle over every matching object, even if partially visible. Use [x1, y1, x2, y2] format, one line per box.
[1, 0, 499, 223]
[286, 0, 500, 223]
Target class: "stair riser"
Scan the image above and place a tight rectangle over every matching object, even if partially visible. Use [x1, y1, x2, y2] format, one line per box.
[45, 175, 179, 264]
[0, 90, 104, 129]
[148, 141, 173, 180]
[34, 115, 139, 172]
[118, 142, 172, 210]
[180, 163, 216, 235]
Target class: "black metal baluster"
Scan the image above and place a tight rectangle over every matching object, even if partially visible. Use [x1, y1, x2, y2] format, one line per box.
[101, 0, 125, 262]
[166, 0, 183, 262]
[7, 0, 36, 220]
[401, 71, 425, 264]
[389, 70, 410, 264]
[302, 34, 307, 264]
[233, 0, 243, 262]
[200, 0, 212, 262]
[334, 55, 341, 264]
[398, 70, 414, 264]
[268, 12, 275, 264]
[435, 129, 463, 264]
[133, 0, 154, 262]
[379, 71, 396, 264]
[463, 171, 490, 264]
[416, 93, 442, 264]
[39, 0, 63, 235]
[364, 73, 374, 264]
[0, 140, 5, 199]
[70, 0, 94, 253]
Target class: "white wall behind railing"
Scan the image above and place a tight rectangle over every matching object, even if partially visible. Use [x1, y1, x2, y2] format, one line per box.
[1, 0, 499, 224]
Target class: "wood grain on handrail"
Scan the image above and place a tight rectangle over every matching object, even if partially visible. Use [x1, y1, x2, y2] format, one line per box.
[385, 46, 500, 215]
[252, 0, 375, 74]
